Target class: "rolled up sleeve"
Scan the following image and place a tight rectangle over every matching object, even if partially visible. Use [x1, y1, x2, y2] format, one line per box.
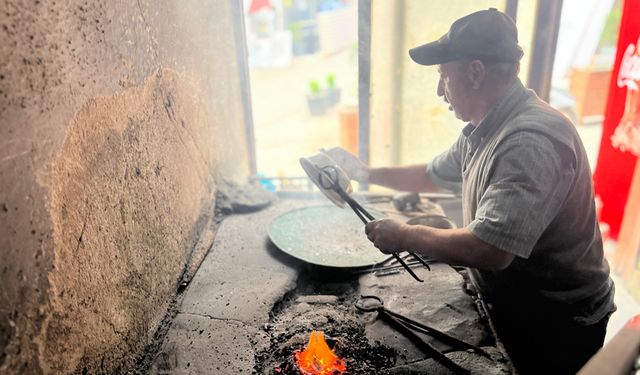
[467, 133, 575, 258]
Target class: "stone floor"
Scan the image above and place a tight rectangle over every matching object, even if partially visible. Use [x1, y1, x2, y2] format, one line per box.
[149, 198, 514, 374]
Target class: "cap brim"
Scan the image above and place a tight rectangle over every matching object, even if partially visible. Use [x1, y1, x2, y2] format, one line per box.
[409, 41, 455, 66]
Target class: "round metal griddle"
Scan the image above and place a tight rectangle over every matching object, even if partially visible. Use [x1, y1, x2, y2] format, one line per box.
[268, 205, 391, 268]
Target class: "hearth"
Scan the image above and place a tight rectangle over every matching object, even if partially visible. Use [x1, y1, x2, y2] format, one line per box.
[150, 195, 515, 375]
[252, 261, 511, 375]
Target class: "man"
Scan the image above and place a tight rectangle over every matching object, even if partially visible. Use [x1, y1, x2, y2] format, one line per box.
[326, 8, 616, 374]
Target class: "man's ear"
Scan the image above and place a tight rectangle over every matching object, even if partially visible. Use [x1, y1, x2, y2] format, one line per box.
[467, 60, 486, 90]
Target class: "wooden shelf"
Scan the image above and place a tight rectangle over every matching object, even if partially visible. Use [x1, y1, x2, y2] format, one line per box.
[569, 67, 612, 124]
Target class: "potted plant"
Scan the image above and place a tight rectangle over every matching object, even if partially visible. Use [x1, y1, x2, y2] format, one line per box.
[306, 80, 328, 116]
[326, 73, 341, 107]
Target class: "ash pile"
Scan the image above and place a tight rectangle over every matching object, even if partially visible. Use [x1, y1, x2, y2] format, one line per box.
[253, 262, 512, 375]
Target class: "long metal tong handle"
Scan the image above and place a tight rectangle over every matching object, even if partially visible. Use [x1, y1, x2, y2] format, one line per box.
[377, 309, 470, 375]
[319, 167, 424, 282]
[319, 167, 431, 274]
[384, 308, 490, 357]
[347, 200, 424, 283]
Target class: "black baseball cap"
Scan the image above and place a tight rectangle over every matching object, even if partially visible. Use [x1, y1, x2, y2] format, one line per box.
[409, 8, 524, 66]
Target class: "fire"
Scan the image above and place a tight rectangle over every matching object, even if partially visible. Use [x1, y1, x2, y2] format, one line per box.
[294, 330, 346, 375]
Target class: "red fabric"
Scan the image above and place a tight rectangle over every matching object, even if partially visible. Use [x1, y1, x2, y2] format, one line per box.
[626, 315, 640, 330]
[593, 0, 640, 239]
[248, 0, 272, 14]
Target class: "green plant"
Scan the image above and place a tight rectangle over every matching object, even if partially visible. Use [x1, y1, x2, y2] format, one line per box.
[326, 73, 336, 89]
[289, 22, 303, 42]
[309, 80, 321, 94]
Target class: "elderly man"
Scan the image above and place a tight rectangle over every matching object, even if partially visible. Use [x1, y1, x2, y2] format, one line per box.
[327, 8, 615, 374]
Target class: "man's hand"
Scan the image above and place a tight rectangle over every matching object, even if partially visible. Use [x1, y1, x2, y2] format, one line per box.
[367, 219, 516, 270]
[365, 219, 409, 254]
[323, 147, 369, 182]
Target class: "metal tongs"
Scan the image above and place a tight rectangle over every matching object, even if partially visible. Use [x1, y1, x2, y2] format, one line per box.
[355, 295, 491, 374]
[317, 165, 430, 282]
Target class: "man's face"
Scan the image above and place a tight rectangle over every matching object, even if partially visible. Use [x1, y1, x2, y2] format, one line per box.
[437, 61, 474, 122]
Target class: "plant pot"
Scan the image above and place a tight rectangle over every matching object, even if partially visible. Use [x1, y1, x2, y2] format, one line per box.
[306, 93, 329, 116]
[327, 87, 341, 107]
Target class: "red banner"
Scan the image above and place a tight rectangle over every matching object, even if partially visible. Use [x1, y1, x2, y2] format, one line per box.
[593, 0, 640, 239]
[626, 314, 640, 330]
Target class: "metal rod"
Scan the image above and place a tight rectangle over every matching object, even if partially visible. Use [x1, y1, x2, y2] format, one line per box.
[384, 309, 490, 357]
[344, 194, 423, 282]
[347, 200, 369, 225]
[505, 0, 519, 22]
[231, 0, 257, 175]
[378, 310, 470, 374]
[319, 167, 425, 282]
[391, 253, 423, 282]
[390, 0, 405, 166]
[345, 195, 375, 221]
[358, 0, 371, 191]
[409, 253, 431, 271]
[527, 0, 563, 101]
[352, 259, 434, 275]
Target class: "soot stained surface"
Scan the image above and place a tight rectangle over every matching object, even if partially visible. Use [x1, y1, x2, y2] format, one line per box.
[152, 199, 514, 374]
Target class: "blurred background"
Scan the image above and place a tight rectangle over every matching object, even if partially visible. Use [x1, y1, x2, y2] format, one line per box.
[244, 0, 618, 182]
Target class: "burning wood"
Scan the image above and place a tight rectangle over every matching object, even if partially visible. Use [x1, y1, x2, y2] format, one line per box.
[294, 330, 346, 375]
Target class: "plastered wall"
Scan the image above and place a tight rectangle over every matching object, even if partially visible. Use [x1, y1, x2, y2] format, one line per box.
[0, 1, 249, 373]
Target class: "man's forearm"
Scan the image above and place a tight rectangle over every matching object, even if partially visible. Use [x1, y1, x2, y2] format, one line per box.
[368, 165, 442, 193]
[403, 226, 515, 270]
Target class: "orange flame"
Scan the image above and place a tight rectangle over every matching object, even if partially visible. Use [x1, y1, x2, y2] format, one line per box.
[295, 330, 346, 375]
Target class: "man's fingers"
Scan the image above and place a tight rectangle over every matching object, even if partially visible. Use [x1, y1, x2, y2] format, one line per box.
[366, 222, 377, 243]
[374, 241, 394, 254]
[365, 220, 378, 235]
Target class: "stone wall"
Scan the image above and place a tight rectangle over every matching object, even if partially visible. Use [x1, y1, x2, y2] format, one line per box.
[0, 1, 249, 373]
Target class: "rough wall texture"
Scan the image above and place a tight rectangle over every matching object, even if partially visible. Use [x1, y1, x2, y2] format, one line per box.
[0, 1, 249, 374]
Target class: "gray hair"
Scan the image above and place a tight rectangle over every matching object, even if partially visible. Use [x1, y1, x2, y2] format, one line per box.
[485, 61, 520, 86]
[458, 59, 520, 86]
